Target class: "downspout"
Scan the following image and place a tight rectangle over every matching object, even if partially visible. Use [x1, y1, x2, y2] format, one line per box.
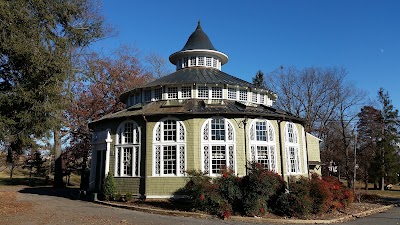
[304, 130, 310, 178]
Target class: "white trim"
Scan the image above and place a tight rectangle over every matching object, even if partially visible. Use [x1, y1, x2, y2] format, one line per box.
[200, 117, 236, 176]
[152, 117, 187, 177]
[248, 119, 277, 172]
[145, 195, 174, 199]
[105, 129, 112, 176]
[285, 122, 301, 175]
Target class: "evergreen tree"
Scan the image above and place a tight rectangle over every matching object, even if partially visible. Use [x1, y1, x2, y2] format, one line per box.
[252, 70, 266, 89]
[0, 0, 106, 185]
[371, 88, 400, 189]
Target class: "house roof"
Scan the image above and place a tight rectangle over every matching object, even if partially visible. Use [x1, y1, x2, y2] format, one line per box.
[89, 99, 303, 127]
[181, 21, 216, 51]
[120, 67, 271, 102]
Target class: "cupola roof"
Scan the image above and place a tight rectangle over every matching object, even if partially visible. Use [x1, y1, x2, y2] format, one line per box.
[169, 22, 228, 66]
[181, 21, 216, 51]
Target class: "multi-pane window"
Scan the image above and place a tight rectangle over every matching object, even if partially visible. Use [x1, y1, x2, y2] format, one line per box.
[228, 88, 236, 100]
[256, 121, 267, 141]
[285, 122, 300, 174]
[252, 92, 258, 103]
[144, 90, 152, 102]
[190, 57, 196, 66]
[163, 120, 176, 141]
[249, 120, 276, 171]
[153, 118, 186, 176]
[213, 58, 218, 68]
[154, 88, 162, 100]
[197, 86, 209, 98]
[115, 121, 141, 177]
[206, 57, 212, 67]
[211, 87, 222, 99]
[198, 56, 204, 66]
[239, 89, 247, 101]
[163, 146, 177, 175]
[181, 86, 191, 98]
[260, 94, 265, 104]
[211, 118, 225, 140]
[167, 87, 178, 99]
[183, 57, 188, 68]
[201, 117, 235, 176]
[211, 146, 226, 174]
[135, 93, 141, 104]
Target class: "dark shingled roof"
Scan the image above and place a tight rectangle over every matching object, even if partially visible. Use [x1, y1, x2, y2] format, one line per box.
[181, 22, 216, 51]
[144, 67, 255, 88]
[89, 99, 303, 127]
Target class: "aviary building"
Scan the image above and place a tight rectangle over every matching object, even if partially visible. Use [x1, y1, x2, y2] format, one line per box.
[88, 22, 321, 198]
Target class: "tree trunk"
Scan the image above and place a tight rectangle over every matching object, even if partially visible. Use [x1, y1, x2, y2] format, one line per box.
[53, 130, 64, 188]
[380, 176, 385, 190]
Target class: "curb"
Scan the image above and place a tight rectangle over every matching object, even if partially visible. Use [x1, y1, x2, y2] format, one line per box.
[94, 201, 394, 224]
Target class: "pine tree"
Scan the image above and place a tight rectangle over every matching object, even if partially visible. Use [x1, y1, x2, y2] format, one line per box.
[252, 70, 266, 89]
[0, 0, 106, 185]
[371, 88, 400, 189]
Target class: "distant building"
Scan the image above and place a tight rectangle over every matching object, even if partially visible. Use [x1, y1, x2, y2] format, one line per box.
[88, 22, 321, 198]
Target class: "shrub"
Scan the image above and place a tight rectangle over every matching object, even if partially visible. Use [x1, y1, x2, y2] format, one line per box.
[214, 168, 242, 213]
[102, 172, 116, 201]
[321, 176, 353, 210]
[241, 162, 286, 216]
[115, 192, 123, 202]
[275, 177, 312, 217]
[309, 174, 332, 214]
[125, 192, 133, 202]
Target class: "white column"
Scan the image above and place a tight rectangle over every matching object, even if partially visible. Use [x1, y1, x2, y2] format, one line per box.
[89, 144, 97, 190]
[105, 129, 112, 176]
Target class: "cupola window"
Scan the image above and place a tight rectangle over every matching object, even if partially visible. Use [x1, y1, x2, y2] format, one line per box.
[198, 86, 209, 99]
[228, 88, 236, 100]
[239, 89, 247, 101]
[167, 87, 178, 99]
[181, 86, 192, 98]
[154, 87, 162, 100]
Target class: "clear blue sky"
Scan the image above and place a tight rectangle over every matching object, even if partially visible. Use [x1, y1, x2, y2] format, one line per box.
[92, 0, 400, 109]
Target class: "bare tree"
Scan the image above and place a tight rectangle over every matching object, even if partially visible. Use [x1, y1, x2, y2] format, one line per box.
[267, 66, 366, 186]
[145, 52, 172, 79]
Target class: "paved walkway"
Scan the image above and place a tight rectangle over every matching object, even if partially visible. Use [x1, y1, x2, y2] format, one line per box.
[1, 186, 399, 225]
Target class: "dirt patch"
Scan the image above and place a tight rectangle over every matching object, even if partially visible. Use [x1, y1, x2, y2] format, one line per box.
[0, 191, 33, 216]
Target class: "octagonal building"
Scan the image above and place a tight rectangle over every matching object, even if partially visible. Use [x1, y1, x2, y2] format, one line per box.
[88, 22, 321, 198]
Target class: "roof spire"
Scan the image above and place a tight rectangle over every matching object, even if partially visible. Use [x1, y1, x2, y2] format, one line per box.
[196, 20, 202, 30]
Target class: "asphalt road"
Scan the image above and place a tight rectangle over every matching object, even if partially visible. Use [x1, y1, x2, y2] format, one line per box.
[1, 186, 399, 225]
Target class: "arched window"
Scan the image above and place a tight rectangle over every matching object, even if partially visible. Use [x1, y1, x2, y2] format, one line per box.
[115, 121, 141, 177]
[153, 118, 186, 176]
[201, 117, 236, 176]
[285, 122, 300, 174]
[249, 119, 277, 171]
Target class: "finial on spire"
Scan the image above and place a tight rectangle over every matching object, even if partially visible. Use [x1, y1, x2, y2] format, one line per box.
[196, 20, 202, 30]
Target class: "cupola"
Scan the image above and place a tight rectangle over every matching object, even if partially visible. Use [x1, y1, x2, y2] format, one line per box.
[169, 21, 229, 71]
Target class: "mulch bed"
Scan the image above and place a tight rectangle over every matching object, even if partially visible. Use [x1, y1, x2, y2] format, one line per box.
[112, 198, 386, 220]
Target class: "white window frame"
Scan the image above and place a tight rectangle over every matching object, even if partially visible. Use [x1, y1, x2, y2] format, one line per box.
[285, 122, 301, 174]
[167, 87, 178, 99]
[152, 117, 186, 177]
[252, 92, 258, 103]
[197, 86, 209, 99]
[115, 121, 141, 177]
[201, 117, 236, 176]
[228, 88, 236, 100]
[249, 119, 277, 172]
[181, 86, 192, 99]
[211, 86, 223, 99]
[239, 89, 247, 101]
